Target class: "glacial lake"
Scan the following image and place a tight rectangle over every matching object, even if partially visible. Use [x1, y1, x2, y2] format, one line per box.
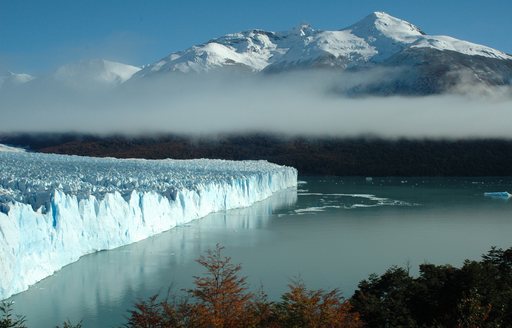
[9, 176, 512, 327]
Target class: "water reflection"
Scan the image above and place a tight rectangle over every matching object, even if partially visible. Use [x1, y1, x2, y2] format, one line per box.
[10, 188, 297, 328]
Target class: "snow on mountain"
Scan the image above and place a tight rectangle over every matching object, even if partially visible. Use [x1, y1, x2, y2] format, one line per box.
[0, 151, 297, 300]
[3, 12, 510, 94]
[343, 11, 424, 61]
[133, 11, 511, 80]
[265, 28, 376, 71]
[135, 30, 284, 76]
[54, 59, 141, 85]
[410, 35, 511, 60]
[0, 72, 35, 88]
[268, 13, 424, 70]
[1, 60, 140, 90]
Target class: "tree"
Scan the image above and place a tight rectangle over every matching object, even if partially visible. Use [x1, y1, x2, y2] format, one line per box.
[124, 294, 193, 328]
[276, 279, 362, 328]
[123, 244, 363, 327]
[187, 244, 253, 328]
[124, 295, 168, 328]
[0, 302, 26, 328]
[55, 320, 82, 328]
[351, 267, 419, 327]
[456, 289, 491, 328]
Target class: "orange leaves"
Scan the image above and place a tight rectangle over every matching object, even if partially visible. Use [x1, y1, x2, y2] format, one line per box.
[125, 244, 363, 328]
[276, 279, 363, 328]
[188, 244, 253, 328]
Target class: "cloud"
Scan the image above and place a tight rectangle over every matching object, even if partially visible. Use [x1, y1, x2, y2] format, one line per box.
[1, 70, 511, 139]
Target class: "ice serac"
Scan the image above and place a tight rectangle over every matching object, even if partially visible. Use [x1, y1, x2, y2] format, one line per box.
[0, 152, 297, 300]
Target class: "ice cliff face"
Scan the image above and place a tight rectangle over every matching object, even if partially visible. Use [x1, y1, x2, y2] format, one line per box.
[0, 151, 297, 300]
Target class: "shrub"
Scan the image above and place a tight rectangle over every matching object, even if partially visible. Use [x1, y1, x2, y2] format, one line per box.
[0, 302, 26, 328]
[125, 244, 362, 327]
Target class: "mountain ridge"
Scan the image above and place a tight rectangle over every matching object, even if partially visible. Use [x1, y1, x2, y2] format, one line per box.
[3, 12, 512, 95]
[53, 59, 141, 85]
[133, 12, 511, 78]
[0, 59, 141, 90]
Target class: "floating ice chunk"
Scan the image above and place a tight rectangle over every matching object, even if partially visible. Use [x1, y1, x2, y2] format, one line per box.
[296, 192, 417, 208]
[294, 205, 342, 213]
[484, 192, 511, 199]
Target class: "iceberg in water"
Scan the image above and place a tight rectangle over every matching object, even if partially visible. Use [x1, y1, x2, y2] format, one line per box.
[484, 192, 511, 199]
[0, 151, 297, 300]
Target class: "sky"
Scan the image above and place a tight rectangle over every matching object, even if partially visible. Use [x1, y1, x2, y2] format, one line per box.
[1, 0, 511, 74]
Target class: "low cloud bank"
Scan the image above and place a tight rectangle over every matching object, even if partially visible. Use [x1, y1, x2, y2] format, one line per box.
[1, 71, 511, 139]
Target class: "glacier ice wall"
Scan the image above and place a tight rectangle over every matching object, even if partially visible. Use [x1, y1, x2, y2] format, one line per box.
[8, 188, 298, 328]
[0, 152, 297, 300]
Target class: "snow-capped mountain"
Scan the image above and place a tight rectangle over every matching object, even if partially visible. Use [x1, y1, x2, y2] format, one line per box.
[3, 13, 511, 95]
[132, 12, 512, 94]
[1, 60, 140, 91]
[54, 59, 141, 86]
[0, 71, 35, 88]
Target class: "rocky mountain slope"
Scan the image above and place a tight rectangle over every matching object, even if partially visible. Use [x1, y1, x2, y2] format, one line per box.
[132, 12, 512, 95]
[3, 12, 511, 95]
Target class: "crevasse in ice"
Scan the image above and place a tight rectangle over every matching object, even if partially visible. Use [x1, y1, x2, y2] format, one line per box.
[0, 151, 297, 300]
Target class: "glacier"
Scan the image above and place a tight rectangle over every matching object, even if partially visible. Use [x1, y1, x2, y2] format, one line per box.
[0, 151, 297, 300]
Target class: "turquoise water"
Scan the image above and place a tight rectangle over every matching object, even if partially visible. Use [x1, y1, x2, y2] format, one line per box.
[9, 176, 512, 327]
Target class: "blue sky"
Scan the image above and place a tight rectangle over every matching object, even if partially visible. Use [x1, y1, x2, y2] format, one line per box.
[1, 0, 511, 74]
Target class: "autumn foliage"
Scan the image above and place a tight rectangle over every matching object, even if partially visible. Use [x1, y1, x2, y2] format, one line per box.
[124, 244, 362, 328]
[6, 245, 512, 327]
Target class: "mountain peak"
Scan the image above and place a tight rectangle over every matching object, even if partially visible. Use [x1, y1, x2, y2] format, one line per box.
[340, 12, 424, 61]
[347, 12, 424, 42]
[291, 23, 315, 37]
[54, 59, 141, 85]
[371, 11, 395, 19]
[129, 12, 511, 89]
